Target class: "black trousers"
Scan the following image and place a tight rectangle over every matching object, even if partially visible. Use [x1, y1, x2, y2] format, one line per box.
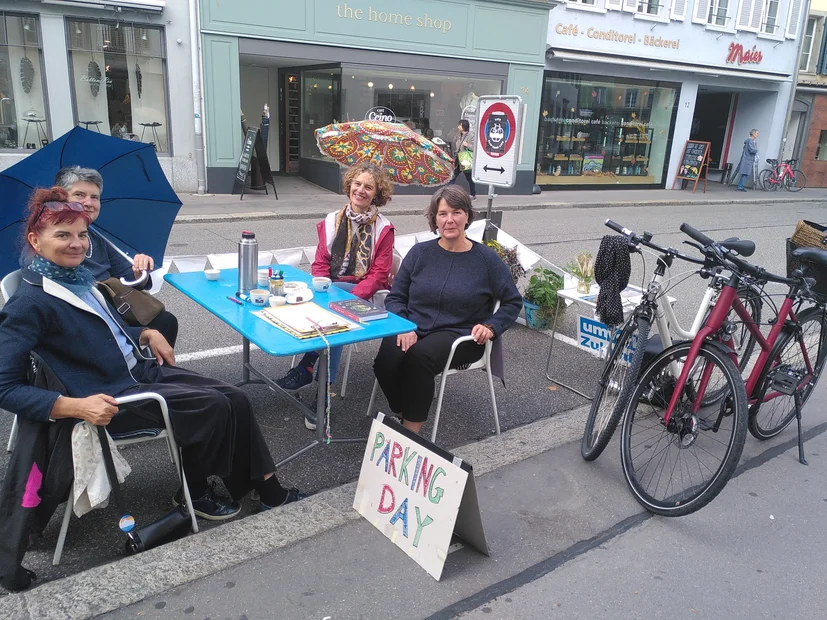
[449, 165, 476, 197]
[145, 309, 179, 348]
[108, 361, 277, 500]
[373, 331, 484, 423]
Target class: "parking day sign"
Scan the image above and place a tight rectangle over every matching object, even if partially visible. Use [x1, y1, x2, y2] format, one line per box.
[353, 413, 489, 580]
[472, 95, 523, 188]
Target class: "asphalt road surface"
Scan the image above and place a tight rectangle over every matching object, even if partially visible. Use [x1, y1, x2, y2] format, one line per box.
[0, 199, 823, 588]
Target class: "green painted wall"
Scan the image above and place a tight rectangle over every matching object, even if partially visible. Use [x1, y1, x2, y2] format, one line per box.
[202, 34, 242, 168]
[200, 0, 548, 66]
[507, 65, 544, 172]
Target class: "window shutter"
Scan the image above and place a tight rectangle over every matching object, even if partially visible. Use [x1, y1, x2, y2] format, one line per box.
[607, 0, 624, 10]
[623, 0, 637, 12]
[737, 0, 757, 31]
[749, 0, 764, 30]
[786, 0, 804, 38]
[671, 0, 688, 20]
[818, 27, 827, 74]
[692, 0, 709, 23]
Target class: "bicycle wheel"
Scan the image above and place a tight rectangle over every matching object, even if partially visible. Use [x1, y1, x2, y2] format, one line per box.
[620, 341, 748, 517]
[756, 169, 772, 191]
[765, 170, 780, 192]
[581, 313, 650, 461]
[749, 306, 827, 439]
[700, 284, 762, 405]
[785, 169, 807, 192]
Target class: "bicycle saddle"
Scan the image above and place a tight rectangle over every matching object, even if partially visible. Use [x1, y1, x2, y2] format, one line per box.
[766, 158, 778, 165]
[792, 246, 827, 267]
[721, 237, 755, 257]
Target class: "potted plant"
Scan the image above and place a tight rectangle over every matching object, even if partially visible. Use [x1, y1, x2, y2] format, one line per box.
[522, 266, 564, 330]
[486, 239, 526, 284]
[566, 252, 595, 294]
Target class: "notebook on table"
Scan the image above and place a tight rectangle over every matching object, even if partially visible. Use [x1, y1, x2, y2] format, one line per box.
[256, 303, 360, 339]
[328, 298, 388, 322]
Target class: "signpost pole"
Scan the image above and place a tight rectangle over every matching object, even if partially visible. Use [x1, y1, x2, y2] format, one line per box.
[483, 184, 495, 243]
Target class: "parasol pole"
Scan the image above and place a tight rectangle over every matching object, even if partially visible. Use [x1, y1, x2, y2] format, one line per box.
[90, 225, 149, 287]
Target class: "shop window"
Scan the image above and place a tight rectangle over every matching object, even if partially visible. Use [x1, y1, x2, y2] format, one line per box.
[760, 0, 780, 35]
[0, 13, 49, 150]
[816, 131, 827, 161]
[535, 72, 679, 188]
[706, 0, 730, 27]
[67, 19, 169, 153]
[800, 17, 817, 72]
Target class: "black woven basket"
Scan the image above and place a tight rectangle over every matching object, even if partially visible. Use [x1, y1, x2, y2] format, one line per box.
[786, 238, 827, 300]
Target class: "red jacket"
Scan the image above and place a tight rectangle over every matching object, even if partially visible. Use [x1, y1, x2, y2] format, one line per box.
[311, 211, 395, 300]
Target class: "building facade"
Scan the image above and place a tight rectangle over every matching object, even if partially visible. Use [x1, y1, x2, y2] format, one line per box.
[198, 0, 550, 195]
[792, 0, 827, 186]
[540, 0, 807, 190]
[0, 0, 199, 192]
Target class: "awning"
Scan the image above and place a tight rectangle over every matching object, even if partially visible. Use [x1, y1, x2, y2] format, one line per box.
[547, 48, 790, 83]
[40, 0, 165, 12]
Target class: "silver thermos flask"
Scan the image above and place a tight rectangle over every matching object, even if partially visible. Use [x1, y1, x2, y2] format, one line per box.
[237, 230, 258, 296]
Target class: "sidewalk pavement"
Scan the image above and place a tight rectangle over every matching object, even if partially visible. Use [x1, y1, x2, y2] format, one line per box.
[175, 177, 827, 223]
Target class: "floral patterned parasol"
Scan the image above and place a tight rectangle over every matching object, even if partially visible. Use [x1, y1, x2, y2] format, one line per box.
[315, 120, 454, 186]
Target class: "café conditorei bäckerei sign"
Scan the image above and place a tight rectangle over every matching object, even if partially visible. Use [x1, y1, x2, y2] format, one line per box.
[551, 17, 773, 71]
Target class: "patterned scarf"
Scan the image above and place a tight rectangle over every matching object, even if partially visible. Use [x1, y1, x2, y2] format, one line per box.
[28, 254, 97, 296]
[329, 204, 378, 280]
[594, 235, 631, 328]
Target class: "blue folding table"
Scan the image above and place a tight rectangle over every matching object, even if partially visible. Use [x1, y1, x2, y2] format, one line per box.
[164, 266, 416, 466]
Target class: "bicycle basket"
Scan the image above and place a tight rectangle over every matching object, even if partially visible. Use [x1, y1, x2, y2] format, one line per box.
[786, 238, 827, 300]
[791, 220, 827, 249]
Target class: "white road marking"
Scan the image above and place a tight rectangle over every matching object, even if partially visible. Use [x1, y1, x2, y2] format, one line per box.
[175, 344, 259, 363]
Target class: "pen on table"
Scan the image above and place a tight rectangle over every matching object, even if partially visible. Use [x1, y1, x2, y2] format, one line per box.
[227, 295, 243, 305]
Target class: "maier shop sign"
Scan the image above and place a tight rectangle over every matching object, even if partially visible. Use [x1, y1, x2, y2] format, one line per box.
[353, 414, 488, 580]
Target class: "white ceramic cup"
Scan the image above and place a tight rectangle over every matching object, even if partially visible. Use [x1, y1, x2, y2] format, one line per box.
[249, 289, 269, 306]
[312, 276, 332, 292]
[257, 269, 270, 287]
[268, 295, 287, 307]
[204, 268, 220, 281]
[283, 281, 309, 292]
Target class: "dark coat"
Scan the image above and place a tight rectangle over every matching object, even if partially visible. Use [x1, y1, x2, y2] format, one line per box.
[0, 269, 149, 423]
[737, 137, 758, 175]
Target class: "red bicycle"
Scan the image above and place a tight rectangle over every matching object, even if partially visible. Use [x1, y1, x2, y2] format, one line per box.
[619, 224, 827, 516]
[759, 158, 807, 192]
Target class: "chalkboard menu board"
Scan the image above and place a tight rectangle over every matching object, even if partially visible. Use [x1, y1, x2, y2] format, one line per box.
[233, 127, 278, 200]
[673, 140, 710, 193]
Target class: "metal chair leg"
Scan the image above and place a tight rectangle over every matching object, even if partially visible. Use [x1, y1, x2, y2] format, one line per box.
[6, 414, 18, 452]
[430, 373, 451, 443]
[52, 500, 73, 566]
[366, 378, 379, 416]
[340, 345, 353, 399]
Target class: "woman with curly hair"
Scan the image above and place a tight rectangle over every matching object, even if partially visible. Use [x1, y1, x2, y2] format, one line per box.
[276, 163, 396, 427]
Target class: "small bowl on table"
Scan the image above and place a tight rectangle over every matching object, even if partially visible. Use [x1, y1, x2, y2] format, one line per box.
[204, 268, 220, 281]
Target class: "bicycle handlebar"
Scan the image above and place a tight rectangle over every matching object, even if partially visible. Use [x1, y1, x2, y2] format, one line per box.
[605, 219, 706, 266]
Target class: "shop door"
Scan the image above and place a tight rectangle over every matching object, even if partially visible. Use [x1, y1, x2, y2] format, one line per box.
[690, 92, 733, 169]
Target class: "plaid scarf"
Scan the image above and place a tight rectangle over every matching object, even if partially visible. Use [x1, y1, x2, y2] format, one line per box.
[329, 204, 378, 280]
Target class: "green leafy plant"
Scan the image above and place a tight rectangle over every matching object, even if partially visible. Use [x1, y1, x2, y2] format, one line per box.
[486, 239, 525, 284]
[524, 266, 564, 310]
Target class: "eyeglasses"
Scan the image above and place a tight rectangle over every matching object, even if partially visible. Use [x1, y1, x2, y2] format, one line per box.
[33, 201, 85, 225]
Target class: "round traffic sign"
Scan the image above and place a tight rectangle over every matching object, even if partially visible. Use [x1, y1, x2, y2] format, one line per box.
[478, 102, 516, 159]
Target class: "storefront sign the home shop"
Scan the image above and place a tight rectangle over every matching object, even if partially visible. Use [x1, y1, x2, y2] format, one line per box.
[337, 3, 453, 33]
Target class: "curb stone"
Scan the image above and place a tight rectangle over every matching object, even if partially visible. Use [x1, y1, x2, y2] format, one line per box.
[0, 404, 589, 619]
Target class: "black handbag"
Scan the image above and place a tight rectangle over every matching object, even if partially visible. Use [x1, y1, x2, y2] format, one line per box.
[97, 425, 193, 555]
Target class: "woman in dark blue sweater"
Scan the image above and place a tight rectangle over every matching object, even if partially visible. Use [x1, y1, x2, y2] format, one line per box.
[374, 186, 522, 434]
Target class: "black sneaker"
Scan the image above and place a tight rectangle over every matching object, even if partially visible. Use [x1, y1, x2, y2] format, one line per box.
[276, 366, 313, 392]
[173, 483, 242, 521]
[260, 487, 309, 511]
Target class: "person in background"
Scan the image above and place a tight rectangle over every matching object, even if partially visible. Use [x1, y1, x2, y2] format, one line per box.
[736, 129, 759, 192]
[0, 188, 305, 524]
[276, 163, 396, 430]
[372, 186, 521, 435]
[421, 118, 434, 140]
[448, 119, 476, 200]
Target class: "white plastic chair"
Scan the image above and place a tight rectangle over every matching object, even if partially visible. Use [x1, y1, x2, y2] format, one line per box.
[365, 301, 502, 444]
[2, 270, 22, 452]
[53, 392, 198, 565]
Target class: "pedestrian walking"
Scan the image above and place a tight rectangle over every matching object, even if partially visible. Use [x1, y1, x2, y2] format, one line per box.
[448, 119, 476, 200]
[736, 129, 759, 192]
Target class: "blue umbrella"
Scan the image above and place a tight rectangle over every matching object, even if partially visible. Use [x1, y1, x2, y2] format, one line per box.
[0, 126, 181, 278]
